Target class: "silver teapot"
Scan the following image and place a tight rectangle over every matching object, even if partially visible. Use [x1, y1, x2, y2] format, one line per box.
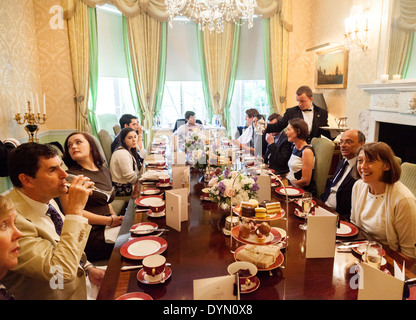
[335, 117, 348, 129]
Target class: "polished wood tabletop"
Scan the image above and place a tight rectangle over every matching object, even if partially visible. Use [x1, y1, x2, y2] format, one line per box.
[97, 171, 416, 300]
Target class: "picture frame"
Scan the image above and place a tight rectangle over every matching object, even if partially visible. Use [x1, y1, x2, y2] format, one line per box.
[316, 46, 349, 89]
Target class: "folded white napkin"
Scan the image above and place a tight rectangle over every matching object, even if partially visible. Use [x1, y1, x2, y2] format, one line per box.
[104, 225, 121, 244]
[140, 170, 169, 181]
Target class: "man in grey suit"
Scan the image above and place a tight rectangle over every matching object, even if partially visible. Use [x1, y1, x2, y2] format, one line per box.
[265, 86, 330, 142]
[2, 143, 104, 300]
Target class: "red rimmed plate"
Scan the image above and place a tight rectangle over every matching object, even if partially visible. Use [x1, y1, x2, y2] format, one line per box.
[141, 188, 161, 195]
[120, 236, 168, 260]
[336, 221, 359, 237]
[156, 182, 173, 188]
[234, 245, 284, 271]
[130, 222, 159, 235]
[233, 204, 285, 221]
[116, 292, 153, 300]
[274, 186, 304, 197]
[240, 276, 260, 294]
[231, 226, 282, 245]
[137, 266, 172, 284]
[294, 199, 317, 207]
[352, 241, 386, 257]
[135, 195, 164, 207]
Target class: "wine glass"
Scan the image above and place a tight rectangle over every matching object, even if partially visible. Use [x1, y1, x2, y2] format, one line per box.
[299, 192, 312, 230]
[65, 173, 114, 202]
[363, 241, 383, 269]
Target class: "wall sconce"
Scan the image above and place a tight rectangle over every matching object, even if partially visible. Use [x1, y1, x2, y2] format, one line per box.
[344, 9, 369, 52]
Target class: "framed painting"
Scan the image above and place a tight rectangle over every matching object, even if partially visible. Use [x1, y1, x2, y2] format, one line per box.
[316, 46, 349, 89]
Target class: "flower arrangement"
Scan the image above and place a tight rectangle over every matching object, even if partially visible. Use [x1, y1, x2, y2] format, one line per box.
[208, 167, 259, 210]
[191, 148, 209, 169]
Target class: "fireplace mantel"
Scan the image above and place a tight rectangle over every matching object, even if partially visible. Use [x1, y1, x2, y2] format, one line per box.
[357, 81, 416, 142]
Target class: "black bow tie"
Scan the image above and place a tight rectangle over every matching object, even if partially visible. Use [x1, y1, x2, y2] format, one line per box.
[302, 108, 313, 112]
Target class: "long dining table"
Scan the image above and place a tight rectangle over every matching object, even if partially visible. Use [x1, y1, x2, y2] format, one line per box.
[97, 169, 416, 301]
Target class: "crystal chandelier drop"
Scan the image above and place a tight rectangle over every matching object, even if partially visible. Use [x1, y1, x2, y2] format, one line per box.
[165, 0, 258, 33]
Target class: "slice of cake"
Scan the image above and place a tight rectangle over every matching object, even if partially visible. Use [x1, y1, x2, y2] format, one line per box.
[265, 202, 281, 215]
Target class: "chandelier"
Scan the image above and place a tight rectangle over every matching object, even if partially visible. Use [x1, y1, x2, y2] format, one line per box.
[165, 0, 258, 33]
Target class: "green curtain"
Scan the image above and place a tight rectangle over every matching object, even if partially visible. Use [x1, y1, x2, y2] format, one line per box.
[197, 26, 214, 123]
[154, 22, 167, 116]
[224, 23, 240, 138]
[402, 32, 415, 79]
[122, 16, 143, 122]
[262, 18, 274, 115]
[88, 7, 99, 136]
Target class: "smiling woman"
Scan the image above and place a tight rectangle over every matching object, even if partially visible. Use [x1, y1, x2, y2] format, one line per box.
[350, 142, 416, 259]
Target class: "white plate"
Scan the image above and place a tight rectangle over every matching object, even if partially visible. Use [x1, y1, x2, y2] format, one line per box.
[139, 197, 164, 206]
[337, 223, 352, 235]
[127, 240, 161, 257]
[142, 188, 160, 195]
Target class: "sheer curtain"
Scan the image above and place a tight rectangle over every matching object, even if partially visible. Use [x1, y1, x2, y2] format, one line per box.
[88, 7, 99, 136]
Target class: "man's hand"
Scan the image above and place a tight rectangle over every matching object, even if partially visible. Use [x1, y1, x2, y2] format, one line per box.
[66, 175, 94, 216]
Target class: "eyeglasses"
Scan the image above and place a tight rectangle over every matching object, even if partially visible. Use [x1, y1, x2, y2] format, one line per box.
[339, 139, 354, 146]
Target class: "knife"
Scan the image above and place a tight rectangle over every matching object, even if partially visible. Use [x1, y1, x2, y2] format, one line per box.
[129, 228, 169, 233]
[337, 243, 361, 249]
[121, 262, 171, 271]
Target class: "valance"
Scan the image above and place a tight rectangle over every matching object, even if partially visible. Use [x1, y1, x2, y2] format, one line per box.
[62, 0, 292, 26]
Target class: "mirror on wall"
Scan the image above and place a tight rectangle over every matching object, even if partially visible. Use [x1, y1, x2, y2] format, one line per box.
[387, 0, 416, 79]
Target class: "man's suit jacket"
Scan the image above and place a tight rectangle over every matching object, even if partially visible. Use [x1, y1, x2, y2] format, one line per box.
[265, 104, 330, 142]
[264, 133, 292, 175]
[3, 189, 91, 300]
[321, 159, 358, 220]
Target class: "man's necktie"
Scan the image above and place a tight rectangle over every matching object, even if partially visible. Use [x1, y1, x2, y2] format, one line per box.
[47, 204, 63, 236]
[322, 159, 348, 202]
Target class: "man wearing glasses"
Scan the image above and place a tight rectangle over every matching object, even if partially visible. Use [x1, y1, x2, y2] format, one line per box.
[321, 129, 366, 220]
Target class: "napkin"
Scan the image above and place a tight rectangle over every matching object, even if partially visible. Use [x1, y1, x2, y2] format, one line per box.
[104, 225, 121, 244]
[305, 206, 337, 258]
[193, 275, 239, 300]
[140, 169, 169, 181]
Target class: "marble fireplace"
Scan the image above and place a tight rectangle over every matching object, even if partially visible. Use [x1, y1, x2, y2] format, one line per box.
[358, 81, 416, 163]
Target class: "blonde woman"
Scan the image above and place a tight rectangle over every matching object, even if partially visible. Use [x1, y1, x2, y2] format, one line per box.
[0, 196, 22, 300]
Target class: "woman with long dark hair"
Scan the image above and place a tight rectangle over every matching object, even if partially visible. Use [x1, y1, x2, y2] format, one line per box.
[110, 127, 142, 197]
[61, 132, 123, 262]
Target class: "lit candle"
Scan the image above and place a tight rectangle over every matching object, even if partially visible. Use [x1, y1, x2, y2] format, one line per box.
[43, 93, 46, 114]
[381, 74, 388, 82]
[393, 74, 401, 80]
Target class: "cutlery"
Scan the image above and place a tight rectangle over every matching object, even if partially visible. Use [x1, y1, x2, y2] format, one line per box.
[337, 244, 361, 249]
[121, 262, 171, 271]
[129, 228, 169, 233]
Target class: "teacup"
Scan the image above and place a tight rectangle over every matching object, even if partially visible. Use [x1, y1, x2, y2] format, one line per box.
[142, 254, 166, 282]
[156, 161, 166, 166]
[159, 174, 170, 184]
[270, 176, 276, 184]
[227, 261, 257, 288]
[149, 198, 165, 213]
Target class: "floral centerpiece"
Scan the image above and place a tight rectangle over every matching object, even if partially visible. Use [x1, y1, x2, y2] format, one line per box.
[208, 167, 259, 211]
[183, 130, 210, 169]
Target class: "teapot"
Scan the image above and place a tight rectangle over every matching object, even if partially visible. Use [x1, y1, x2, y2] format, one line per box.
[335, 117, 348, 129]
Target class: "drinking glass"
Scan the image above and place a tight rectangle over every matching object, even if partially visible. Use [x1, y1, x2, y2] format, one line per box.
[299, 192, 312, 230]
[65, 173, 114, 201]
[363, 241, 383, 269]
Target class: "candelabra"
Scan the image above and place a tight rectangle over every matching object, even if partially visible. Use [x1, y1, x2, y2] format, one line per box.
[14, 101, 46, 142]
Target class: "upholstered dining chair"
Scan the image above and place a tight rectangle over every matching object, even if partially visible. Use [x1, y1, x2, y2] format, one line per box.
[310, 137, 335, 197]
[400, 162, 416, 197]
[97, 129, 113, 165]
[113, 124, 121, 136]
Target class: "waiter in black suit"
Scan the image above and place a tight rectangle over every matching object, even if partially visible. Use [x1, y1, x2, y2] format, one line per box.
[264, 86, 330, 142]
[321, 129, 366, 220]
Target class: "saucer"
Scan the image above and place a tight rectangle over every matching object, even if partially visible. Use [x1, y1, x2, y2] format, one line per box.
[156, 182, 173, 188]
[240, 276, 260, 294]
[137, 266, 172, 284]
[147, 209, 166, 218]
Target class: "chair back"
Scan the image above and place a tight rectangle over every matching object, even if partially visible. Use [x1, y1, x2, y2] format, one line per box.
[400, 162, 416, 196]
[97, 114, 118, 138]
[310, 137, 335, 196]
[97, 129, 113, 165]
[113, 124, 121, 135]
